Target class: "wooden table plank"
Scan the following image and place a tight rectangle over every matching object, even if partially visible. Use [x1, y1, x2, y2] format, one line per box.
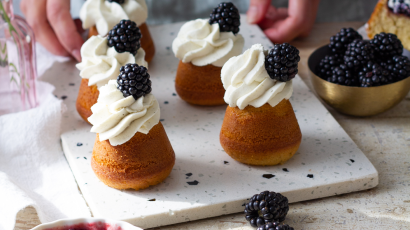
[14, 21, 410, 230]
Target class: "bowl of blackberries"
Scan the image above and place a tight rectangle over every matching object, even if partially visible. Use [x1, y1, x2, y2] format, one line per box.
[308, 28, 410, 116]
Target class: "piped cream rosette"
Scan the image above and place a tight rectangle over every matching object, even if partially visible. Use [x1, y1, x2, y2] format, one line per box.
[172, 19, 244, 67]
[80, 0, 148, 36]
[88, 80, 160, 146]
[222, 44, 293, 110]
[76, 35, 147, 89]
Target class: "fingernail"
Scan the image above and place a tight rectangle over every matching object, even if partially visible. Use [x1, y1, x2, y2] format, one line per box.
[72, 49, 81, 62]
[247, 6, 259, 24]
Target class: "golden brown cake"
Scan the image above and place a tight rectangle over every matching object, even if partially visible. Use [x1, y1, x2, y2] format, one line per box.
[367, 0, 410, 51]
[219, 43, 301, 166]
[88, 66, 174, 190]
[88, 23, 155, 63]
[76, 79, 97, 124]
[220, 100, 301, 166]
[175, 61, 226, 106]
[91, 122, 175, 190]
[171, 4, 245, 106]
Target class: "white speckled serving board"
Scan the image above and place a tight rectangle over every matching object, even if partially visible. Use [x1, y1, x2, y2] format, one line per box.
[60, 18, 378, 229]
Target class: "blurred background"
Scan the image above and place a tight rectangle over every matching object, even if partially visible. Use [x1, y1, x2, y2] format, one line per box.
[12, 0, 379, 25]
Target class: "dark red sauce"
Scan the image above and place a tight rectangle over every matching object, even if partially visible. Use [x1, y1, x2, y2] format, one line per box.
[44, 222, 122, 230]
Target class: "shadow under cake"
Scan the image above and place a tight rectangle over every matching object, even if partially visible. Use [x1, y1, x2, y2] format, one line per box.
[220, 99, 302, 166]
[91, 122, 175, 190]
[175, 61, 226, 106]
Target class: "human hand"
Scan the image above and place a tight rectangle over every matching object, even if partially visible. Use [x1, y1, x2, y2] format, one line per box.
[21, 0, 84, 61]
[247, 0, 320, 43]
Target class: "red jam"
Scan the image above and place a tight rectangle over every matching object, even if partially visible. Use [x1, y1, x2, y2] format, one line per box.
[44, 222, 122, 230]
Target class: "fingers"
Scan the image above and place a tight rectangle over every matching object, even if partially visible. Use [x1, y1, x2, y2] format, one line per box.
[21, 0, 69, 57]
[263, 0, 320, 43]
[47, 0, 84, 61]
[247, 0, 272, 24]
[258, 6, 288, 30]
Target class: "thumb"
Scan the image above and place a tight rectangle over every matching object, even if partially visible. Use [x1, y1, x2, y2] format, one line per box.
[247, 0, 272, 24]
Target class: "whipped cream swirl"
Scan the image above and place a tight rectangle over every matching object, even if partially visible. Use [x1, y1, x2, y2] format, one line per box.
[88, 80, 160, 146]
[172, 19, 244, 67]
[80, 0, 148, 36]
[222, 44, 293, 110]
[76, 36, 147, 88]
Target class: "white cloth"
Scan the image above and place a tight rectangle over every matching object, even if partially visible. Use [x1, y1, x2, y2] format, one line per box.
[0, 45, 91, 230]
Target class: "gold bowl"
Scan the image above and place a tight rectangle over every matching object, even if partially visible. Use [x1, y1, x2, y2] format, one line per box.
[308, 45, 410, 117]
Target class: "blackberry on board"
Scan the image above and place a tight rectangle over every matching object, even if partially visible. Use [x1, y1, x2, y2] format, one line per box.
[257, 222, 295, 230]
[117, 63, 151, 99]
[328, 27, 362, 54]
[317, 54, 343, 79]
[343, 39, 375, 70]
[370, 32, 403, 59]
[265, 43, 300, 82]
[106, 0, 125, 4]
[244, 191, 289, 227]
[107, 20, 142, 55]
[209, 2, 240, 34]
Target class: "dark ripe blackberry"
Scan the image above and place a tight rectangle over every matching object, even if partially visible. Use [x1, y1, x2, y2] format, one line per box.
[391, 56, 410, 80]
[388, 1, 410, 17]
[117, 63, 151, 99]
[257, 222, 295, 230]
[107, 20, 141, 55]
[265, 43, 300, 82]
[327, 65, 357, 86]
[244, 191, 289, 227]
[358, 64, 390, 87]
[370, 32, 403, 59]
[317, 54, 343, 79]
[343, 39, 375, 70]
[209, 2, 240, 34]
[106, 0, 125, 4]
[329, 27, 362, 54]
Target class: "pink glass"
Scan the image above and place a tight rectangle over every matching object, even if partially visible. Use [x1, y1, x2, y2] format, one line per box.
[0, 0, 37, 115]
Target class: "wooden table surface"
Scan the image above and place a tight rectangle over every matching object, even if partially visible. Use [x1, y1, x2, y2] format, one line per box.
[14, 22, 410, 230]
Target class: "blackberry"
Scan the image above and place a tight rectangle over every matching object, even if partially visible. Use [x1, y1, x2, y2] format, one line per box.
[317, 54, 343, 79]
[117, 63, 151, 99]
[343, 39, 375, 70]
[106, 0, 124, 4]
[107, 20, 142, 55]
[257, 222, 295, 230]
[370, 32, 403, 59]
[388, 1, 410, 17]
[391, 56, 410, 80]
[329, 28, 362, 54]
[358, 63, 390, 87]
[209, 2, 240, 34]
[328, 65, 357, 86]
[244, 191, 289, 227]
[265, 43, 300, 82]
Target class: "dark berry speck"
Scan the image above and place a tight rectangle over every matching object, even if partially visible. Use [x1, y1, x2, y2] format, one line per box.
[77, 143, 83, 146]
[187, 180, 199, 185]
[307, 174, 314, 178]
[262, 174, 275, 179]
